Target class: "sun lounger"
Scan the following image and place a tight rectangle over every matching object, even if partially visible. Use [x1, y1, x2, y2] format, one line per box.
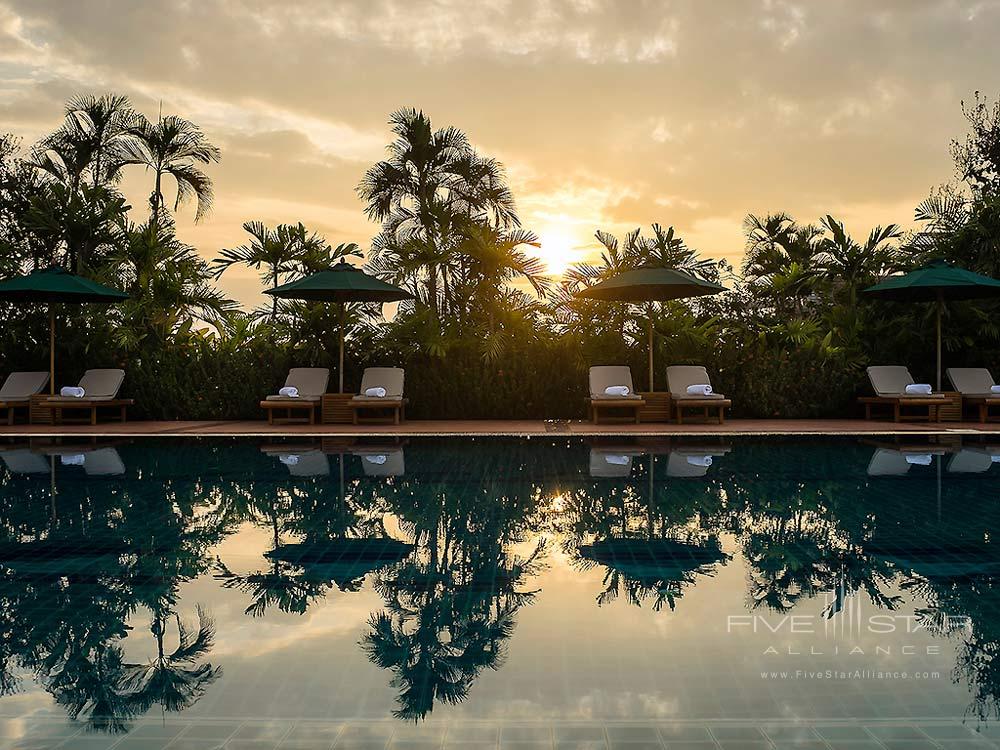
[859, 366, 945, 422]
[587, 366, 645, 424]
[38, 369, 132, 425]
[261, 368, 330, 425]
[349, 368, 407, 424]
[947, 367, 1000, 423]
[666, 366, 731, 424]
[0, 371, 49, 425]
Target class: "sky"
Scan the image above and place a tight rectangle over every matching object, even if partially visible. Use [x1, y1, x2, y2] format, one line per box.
[0, 0, 997, 308]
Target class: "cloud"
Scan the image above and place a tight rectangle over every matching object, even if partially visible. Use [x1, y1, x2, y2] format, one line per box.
[0, 0, 994, 301]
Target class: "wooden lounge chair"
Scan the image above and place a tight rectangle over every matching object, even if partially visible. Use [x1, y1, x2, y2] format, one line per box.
[260, 368, 330, 425]
[947, 367, 1000, 423]
[349, 368, 407, 424]
[0, 372, 49, 425]
[587, 366, 645, 424]
[666, 366, 731, 424]
[858, 366, 944, 422]
[39, 369, 133, 425]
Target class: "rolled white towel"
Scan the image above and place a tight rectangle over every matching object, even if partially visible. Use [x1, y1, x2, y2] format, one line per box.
[905, 383, 932, 395]
[279, 454, 300, 466]
[686, 384, 713, 396]
[60, 386, 85, 398]
[364, 387, 387, 398]
[603, 454, 630, 465]
[991, 385, 1000, 394]
[60, 454, 86, 466]
[365, 454, 388, 465]
[278, 386, 299, 398]
[685, 454, 713, 467]
[904, 453, 933, 466]
[604, 385, 630, 397]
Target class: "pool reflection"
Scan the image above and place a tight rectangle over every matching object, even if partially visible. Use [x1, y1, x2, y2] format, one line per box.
[0, 436, 998, 731]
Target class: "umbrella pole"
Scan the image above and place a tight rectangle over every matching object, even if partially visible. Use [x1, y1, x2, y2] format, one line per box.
[647, 309, 654, 392]
[936, 292, 943, 392]
[49, 304, 55, 395]
[338, 302, 345, 394]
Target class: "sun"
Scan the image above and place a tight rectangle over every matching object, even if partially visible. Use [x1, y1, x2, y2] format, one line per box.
[536, 224, 579, 276]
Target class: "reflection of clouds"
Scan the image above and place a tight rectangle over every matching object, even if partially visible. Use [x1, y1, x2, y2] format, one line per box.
[0, 694, 74, 741]
[573, 690, 680, 720]
[163, 523, 382, 661]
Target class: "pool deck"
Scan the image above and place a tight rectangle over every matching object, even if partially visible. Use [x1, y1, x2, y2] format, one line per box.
[1, 418, 999, 436]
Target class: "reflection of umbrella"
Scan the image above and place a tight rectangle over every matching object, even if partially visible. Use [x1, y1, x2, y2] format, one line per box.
[0, 267, 128, 394]
[575, 266, 726, 391]
[867, 539, 1000, 579]
[265, 538, 412, 590]
[0, 537, 133, 577]
[265, 261, 413, 393]
[580, 538, 728, 584]
[579, 537, 729, 610]
[863, 260, 1000, 390]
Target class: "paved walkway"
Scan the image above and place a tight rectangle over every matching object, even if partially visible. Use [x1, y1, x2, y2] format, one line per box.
[1, 418, 997, 436]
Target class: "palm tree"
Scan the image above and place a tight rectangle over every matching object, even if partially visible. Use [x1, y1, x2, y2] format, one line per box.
[109, 220, 237, 350]
[212, 221, 324, 319]
[817, 215, 902, 307]
[742, 213, 824, 304]
[63, 94, 137, 189]
[123, 113, 220, 225]
[29, 94, 135, 191]
[358, 108, 519, 317]
[457, 221, 548, 310]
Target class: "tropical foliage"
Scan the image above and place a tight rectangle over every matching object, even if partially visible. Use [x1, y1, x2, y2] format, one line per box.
[2, 94, 1000, 418]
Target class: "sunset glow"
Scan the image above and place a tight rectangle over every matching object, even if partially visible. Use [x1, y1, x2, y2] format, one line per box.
[536, 222, 583, 275]
[0, 2, 991, 308]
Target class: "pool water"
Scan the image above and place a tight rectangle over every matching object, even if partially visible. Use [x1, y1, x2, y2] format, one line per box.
[1, 436, 1000, 748]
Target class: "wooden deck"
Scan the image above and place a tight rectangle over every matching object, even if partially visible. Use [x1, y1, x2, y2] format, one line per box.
[1, 418, 999, 437]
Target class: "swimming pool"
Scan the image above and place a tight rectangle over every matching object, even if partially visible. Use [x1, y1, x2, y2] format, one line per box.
[0, 435, 999, 748]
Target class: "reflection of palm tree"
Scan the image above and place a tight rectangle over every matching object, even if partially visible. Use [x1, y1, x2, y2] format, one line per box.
[363, 543, 541, 722]
[44, 641, 135, 734]
[364, 465, 548, 723]
[122, 605, 221, 714]
[215, 557, 329, 617]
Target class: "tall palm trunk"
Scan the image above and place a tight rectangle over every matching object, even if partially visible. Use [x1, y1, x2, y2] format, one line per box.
[271, 267, 279, 320]
[151, 165, 163, 230]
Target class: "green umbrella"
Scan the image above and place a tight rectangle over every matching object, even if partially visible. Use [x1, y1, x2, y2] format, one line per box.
[863, 260, 1000, 390]
[265, 261, 413, 393]
[0, 266, 129, 394]
[575, 266, 727, 391]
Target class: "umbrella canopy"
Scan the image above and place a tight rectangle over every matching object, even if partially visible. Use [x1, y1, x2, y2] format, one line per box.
[0, 266, 129, 394]
[575, 266, 727, 391]
[265, 261, 413, 392]
[863, 260, 1000, 390]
